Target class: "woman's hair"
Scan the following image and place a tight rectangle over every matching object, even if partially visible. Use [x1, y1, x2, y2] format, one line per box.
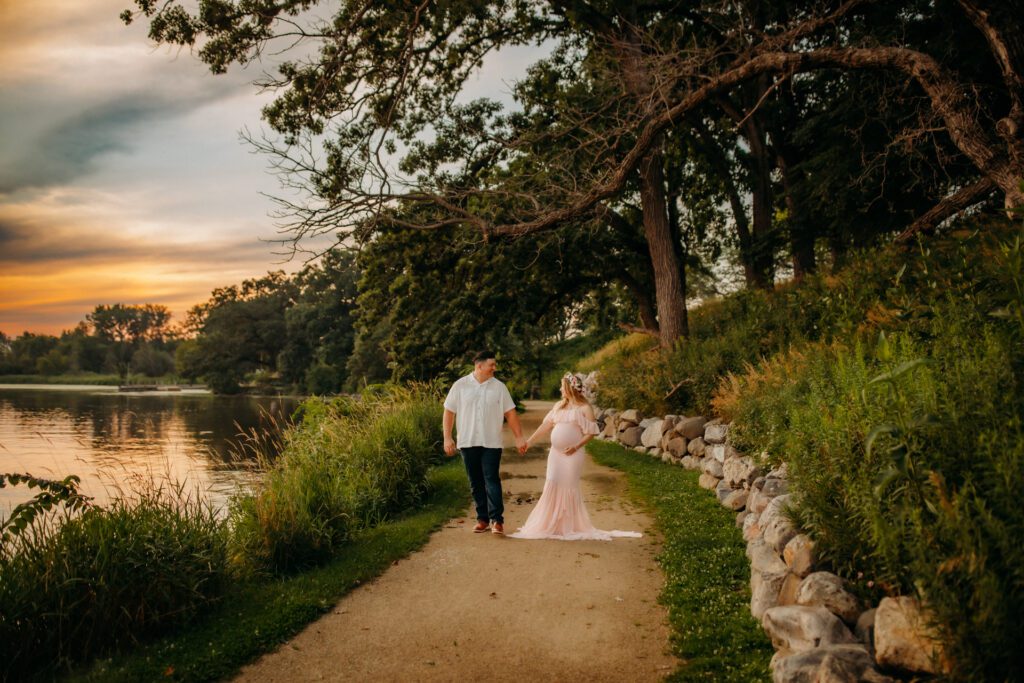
[555, 372, 589, 409]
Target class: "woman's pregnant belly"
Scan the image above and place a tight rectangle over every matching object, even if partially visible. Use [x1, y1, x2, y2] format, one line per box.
[550, 422, 583, 451]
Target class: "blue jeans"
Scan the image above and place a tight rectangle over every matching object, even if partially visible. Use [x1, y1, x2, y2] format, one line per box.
[460, 446, 503, 524]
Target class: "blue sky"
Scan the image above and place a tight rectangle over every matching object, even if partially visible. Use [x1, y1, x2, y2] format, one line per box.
[0, 1, 544, 335]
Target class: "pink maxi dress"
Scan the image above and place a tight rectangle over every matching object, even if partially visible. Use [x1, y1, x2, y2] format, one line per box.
[510, 405, 642, 541]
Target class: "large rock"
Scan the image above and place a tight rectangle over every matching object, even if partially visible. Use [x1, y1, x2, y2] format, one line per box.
[638, 417, 659, 429]
[778, 572, 803, 606]
[701, 457, 724, 478]
[602, 418, 619, 438]
[751, 569, 788, 620]
[619, 425, 644, 447]
[723, 489, 748, 511]
[618, 408, 643, 423]
[771, 644, 893, 683]
[714, 478, 734, 504]
[762, 605, 858, 652]
[761, 495, 799, 553]
[748, 489, 771, 515]
[686, 436, 706, 457]
[680, 455, 698, 470]
[676, 416, 707, 440]
[761, 477, 789, 497]
[742, 511, 763, 541]
[706, 443, 728, 463]
[723, 456, 761, 488]
[749, 538, 787, 575]
[796, 572, 862, 625]
[666, 436, 688, 457]
[698, 473, 721, 490]
[783, 534, 816, 578]
[703, 422, 729, 444]
[855, 608, 877, 654]
[874, 597, 943, 674]
[640, 419, 667, 447]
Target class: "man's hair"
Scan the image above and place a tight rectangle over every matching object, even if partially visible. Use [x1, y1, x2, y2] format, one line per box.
[472, 350, 496, 364]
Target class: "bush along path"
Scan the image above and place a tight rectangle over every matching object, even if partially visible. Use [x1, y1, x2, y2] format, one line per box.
[230, 401, 678, 682]
[595, 409, 946, 681]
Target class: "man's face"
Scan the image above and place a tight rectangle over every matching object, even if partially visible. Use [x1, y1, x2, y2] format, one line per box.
[476, 358, 497, 378]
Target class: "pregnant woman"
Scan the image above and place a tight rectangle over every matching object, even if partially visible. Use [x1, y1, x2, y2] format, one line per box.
[510, 373, 641, 541]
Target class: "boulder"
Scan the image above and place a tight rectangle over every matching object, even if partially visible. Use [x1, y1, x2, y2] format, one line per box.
[783, 534, 816, 578]
[723, 456, 762, 488]
[660, 453, 675, 464]
[686, 436, 706, 457]
[702, 457, 724, 478]
[723, 489, 748, 511]
[761, 495, 799, 553]
[714, 478, 734, 504]
[752, 475, 766, 490]
[748, 489, 770, 515]
[618, 408, 643, 423]
[666, 436, 688, 457]
[751, 568, 788, 620]
[742, 512, 763, 541]
[662, 415, 679, 430]
[749, 538, 787, 575]
[619, 426, 644, 447]
[704, 422, 730, 444]
[676, 416, 707, 440]
[771, 644, 893, 683]
[762, 605, 858, 652]
[634, 446, 648, 453]
[680, 455, 698, 470]
[796, 572, 861, 625]
[698, 473, 721, 490]
[855, 608, 877, 654]
[735, 509, 748, 528]
[649, 447, 662, 457]
[767, 463, 789, 479]
[643, 417, 667, 448]
[874, 597, 943, 674]
[706, 443, 727, 463]
[761, 477, 789, 497]
[638, 417, 659, 429]
[778, 572, 803, 606]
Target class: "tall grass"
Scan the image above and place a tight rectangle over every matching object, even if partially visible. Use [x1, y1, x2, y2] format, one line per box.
[228, 384, 444, 572]
[711, 223, 1024, 681]
[0, 482, 228, 680]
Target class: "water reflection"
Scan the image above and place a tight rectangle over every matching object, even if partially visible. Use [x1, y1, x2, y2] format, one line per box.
[0, 386, 299, 516]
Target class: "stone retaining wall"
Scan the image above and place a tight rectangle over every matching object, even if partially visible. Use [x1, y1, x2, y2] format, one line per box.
[593, 406, 946, 683]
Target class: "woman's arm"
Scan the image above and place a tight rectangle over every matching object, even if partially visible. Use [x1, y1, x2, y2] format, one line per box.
[525, 421, 554, 448]
[564, 404, 598, 455]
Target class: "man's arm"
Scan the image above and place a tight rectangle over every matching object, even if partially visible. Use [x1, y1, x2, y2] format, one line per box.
[505, 409, 528, 454]
[443, 409, 457, 456]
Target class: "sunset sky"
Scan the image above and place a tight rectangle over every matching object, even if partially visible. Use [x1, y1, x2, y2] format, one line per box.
[0, 1, 538, 336]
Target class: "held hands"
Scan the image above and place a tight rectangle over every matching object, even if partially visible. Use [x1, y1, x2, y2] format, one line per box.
[443, 438, 457, 457]
[515, 436, 528, 455]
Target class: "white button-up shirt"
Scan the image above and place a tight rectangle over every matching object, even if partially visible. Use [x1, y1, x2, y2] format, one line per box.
[443, 374, 516, 448]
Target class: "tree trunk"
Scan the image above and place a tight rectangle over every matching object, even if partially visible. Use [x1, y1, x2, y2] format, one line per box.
[616, 270, 660, 334]
[777, 150, 816, 280]
[639, 144, 689, 344]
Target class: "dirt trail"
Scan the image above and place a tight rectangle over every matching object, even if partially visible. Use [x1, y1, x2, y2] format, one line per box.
[234, 400, 678, 682]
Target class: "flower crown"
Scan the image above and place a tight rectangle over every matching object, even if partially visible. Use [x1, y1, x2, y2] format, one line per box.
[563, 372, 585, 392]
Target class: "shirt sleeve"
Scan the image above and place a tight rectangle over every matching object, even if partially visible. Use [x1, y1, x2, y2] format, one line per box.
[443, 382, 459, 412]
[500, 385, 516, 413]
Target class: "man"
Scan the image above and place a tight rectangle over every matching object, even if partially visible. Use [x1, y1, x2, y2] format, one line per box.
[443, 350, 527, 535]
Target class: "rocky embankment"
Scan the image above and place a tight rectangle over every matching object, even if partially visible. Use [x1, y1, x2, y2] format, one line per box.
[594, 407, 946, 683]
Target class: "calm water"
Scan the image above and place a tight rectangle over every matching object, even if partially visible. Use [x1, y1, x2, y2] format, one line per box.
[0, 385, 300, 516]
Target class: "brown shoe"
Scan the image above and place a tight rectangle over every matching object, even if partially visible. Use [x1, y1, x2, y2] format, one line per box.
[473, 521, 490, 533]
[491, 522, 504, 535]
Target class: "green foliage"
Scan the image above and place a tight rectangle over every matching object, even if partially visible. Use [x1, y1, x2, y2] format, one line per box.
[0, 483, 229, 679]
[228, 384, 445, 572]
[0, 473, 94, 543]
[588, 441, 772, 681]
[716, 223, 1024, 681]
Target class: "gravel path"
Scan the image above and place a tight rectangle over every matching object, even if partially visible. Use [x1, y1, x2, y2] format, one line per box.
[233, 400, 677, 682]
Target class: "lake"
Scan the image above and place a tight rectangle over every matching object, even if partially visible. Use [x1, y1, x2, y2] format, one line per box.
[0, 385, 300, 517]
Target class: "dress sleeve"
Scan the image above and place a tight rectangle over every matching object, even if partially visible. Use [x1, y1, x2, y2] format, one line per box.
[542, 408, 556, 425]
[575, 408, 600, 435]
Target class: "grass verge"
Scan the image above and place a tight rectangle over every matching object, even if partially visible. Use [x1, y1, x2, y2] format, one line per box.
[64, 463, 468, 683]
[588, 440, 773, 682]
